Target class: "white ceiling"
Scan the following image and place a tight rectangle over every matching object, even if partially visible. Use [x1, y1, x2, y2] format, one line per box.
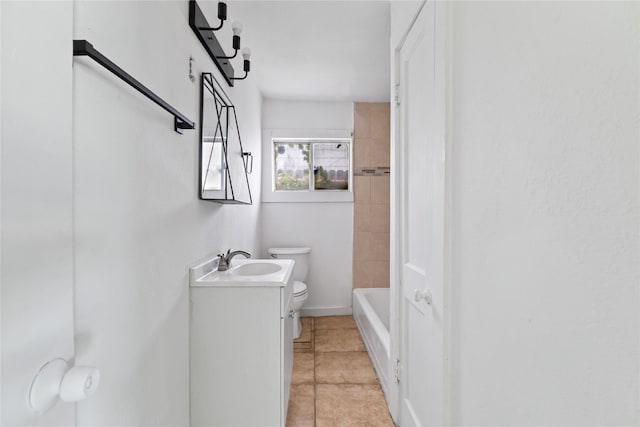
[222, 1, 391, 102]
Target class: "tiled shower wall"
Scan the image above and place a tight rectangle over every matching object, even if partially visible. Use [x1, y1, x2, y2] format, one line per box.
[353, 103, 390, 288]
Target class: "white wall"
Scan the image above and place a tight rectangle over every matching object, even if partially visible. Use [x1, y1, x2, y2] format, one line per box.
[1, 2, 76, 425]
[262, 100, 354, 131]
[6, 1, 261, 426]
[448, 2, 639, 425]
[261, 99, 354, 315]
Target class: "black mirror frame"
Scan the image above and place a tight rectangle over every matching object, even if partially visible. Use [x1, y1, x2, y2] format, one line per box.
[199, 73, 253, 204]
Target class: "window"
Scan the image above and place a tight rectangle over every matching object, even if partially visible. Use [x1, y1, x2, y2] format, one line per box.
[273, 142, 310, 191]
[273, 139, 351, 192]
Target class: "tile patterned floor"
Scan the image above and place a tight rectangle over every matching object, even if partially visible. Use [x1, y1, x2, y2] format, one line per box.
[286, 316, 395, 427]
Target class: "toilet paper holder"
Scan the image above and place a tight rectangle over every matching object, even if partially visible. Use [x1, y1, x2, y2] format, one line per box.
[29, 358, 100, 414]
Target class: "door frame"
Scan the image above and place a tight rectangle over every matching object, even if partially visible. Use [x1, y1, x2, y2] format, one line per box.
[390, 1, 452, 424]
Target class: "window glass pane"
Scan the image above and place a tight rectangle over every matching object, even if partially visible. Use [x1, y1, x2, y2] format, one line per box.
[313, 142, 350, 190]
[274, 142, 310, 191]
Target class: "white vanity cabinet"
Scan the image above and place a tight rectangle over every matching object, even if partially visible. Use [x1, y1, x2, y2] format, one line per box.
[190, 259, 294, 427]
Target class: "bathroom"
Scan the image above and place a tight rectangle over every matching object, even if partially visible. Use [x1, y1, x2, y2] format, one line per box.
[2, 1, 638, 426]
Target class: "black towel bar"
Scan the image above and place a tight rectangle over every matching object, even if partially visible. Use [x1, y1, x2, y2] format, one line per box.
[73, 40, 196, 134]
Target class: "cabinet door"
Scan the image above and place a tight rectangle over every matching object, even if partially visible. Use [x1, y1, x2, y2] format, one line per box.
[191, 287, 281, 426]
[281, 290, 294, 426]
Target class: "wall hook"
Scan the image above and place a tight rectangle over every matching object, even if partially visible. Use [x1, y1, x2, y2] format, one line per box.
[189, 56, 196, 82]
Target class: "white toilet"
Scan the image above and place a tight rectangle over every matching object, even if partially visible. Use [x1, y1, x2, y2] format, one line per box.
[268, 247, 311, 339]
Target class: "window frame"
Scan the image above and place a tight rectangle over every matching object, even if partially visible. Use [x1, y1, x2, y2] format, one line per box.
[262, 129, 354, 203]
[272, 138, 352, 193]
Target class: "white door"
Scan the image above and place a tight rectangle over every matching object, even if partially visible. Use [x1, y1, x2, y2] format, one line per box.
[1, 1, 76, 425]
[397, 2, 447, 426]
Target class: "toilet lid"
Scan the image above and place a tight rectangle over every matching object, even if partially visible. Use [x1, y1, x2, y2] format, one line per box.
[293, 281, 307, 296]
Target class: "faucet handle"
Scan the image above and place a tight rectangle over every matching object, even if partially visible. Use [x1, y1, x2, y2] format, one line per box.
[216, 253, 229, 271]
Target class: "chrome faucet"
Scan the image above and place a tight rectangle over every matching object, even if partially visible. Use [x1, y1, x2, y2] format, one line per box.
[217, 249, 251, 271]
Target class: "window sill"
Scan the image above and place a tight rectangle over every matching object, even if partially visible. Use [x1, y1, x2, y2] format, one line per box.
[262, 190, 353, 203]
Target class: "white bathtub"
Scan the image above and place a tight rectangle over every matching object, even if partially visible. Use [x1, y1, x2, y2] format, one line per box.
[353, 288, 391, 398]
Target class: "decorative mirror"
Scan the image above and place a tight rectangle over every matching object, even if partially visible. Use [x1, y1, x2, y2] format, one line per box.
[199, 73, 253, 204]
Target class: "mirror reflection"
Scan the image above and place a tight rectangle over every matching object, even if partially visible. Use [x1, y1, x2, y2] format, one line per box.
[199, 73, 252, 204]
[201, 136, 224, 191]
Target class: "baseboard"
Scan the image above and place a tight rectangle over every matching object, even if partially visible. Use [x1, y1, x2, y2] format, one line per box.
[300, 306, 352, 317]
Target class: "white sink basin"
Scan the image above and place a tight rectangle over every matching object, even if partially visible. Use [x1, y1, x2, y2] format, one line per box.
[231, 262, 282, 276]
[190, 258, 293, 288]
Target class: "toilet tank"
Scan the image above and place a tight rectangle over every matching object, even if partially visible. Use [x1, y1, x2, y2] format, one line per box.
[268, 247, 311, 282]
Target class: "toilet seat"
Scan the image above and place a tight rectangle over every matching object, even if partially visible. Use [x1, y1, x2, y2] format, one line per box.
[293, 281, 307, 297]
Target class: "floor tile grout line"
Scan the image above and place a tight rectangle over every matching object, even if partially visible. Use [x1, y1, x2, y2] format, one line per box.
[312, 317, 317, 427]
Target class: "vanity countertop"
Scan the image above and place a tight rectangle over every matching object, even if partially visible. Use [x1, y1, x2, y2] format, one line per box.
[189, 258, 294, 288]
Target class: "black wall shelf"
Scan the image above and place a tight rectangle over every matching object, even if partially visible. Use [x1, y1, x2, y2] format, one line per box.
[73, 40, 196, 134]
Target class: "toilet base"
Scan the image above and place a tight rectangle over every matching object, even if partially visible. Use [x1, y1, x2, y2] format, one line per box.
[293, 311, 302, 339]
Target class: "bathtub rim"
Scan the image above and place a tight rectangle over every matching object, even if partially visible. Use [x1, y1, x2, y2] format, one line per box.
[353, 288, 391, 357]
[353, 287, 393, 409]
